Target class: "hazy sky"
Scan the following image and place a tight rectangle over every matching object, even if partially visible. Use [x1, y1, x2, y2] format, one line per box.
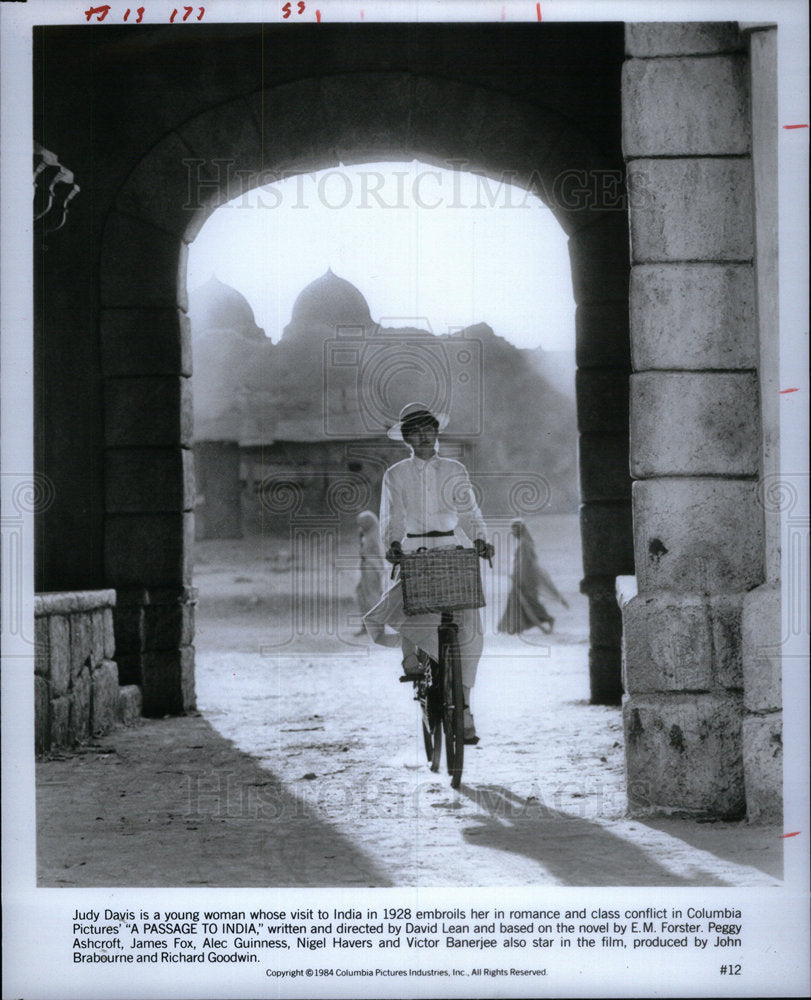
[187, 161, 576, 351]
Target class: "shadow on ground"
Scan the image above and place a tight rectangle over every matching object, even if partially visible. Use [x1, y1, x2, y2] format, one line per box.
[455, 784, 780, 887]
[37, 715, 391, 888]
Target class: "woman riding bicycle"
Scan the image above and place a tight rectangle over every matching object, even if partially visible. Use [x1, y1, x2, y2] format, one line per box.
[363, 402, 494, 744]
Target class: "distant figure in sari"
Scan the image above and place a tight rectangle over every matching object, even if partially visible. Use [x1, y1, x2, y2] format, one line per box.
[355, 510, 395, 643]
[498, 518, 569, 635]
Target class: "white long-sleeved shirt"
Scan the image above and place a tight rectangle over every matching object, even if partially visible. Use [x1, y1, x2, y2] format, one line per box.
[379, 454, 488, 548]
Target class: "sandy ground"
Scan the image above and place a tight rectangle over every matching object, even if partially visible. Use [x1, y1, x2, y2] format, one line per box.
[37, 515, 782, 887]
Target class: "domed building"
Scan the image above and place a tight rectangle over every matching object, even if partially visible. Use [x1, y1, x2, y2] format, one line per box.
[189, 274, 266, 342]
[281, 267, 372, 344]
[190, 270, 577, 539]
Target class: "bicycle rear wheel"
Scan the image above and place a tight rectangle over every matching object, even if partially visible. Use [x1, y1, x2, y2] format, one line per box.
[440, 623, 464, 788]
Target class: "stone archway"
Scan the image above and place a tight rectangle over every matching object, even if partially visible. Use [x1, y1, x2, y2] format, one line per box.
[99, 73, 633, 714]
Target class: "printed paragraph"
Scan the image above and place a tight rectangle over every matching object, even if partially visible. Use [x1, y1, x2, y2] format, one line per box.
[70, 903, 744, 964]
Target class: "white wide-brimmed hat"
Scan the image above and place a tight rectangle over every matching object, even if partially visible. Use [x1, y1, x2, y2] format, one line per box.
[386, 401, 449, 441]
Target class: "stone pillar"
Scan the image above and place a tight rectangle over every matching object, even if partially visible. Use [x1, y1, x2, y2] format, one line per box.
[572, 221, 634, 705]
[741, 25, 782, 821]
[100, 280, 197, 715]
[622, 23, 762, 816]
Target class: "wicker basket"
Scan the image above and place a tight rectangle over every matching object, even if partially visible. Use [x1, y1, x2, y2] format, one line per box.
[399, 547, 485, 615]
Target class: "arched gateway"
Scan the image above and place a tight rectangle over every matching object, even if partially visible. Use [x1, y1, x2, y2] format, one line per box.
[33, 22, 781, 821]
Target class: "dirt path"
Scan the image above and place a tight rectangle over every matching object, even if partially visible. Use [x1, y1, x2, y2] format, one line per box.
[37, 518, 781, 887]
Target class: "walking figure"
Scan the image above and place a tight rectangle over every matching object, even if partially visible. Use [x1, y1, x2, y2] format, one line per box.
[498, 518, 568, 635]
[354, 510, 392, 641]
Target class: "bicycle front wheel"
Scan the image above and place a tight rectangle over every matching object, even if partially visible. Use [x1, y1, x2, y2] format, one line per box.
[440, 623, 465, 788]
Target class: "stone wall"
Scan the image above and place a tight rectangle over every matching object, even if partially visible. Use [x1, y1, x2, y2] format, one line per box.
[34, 590, 141, 754]
[621, 23, 779, 819]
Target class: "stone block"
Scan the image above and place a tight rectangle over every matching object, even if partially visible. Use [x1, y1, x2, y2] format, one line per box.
[105, 513, 194, 588]
[624, 693, 745, 817]
[144, 600, 195, 651]
[101, 309, 191, 377]
[623, 56, 749, 157]
[579, 434, 632, 503]
[412, 78, 496, 168]
[178, 95, 264, 227]
[529, 133, 620, 237]
[248, 78, 332, 175]
[575, 302, 631, 370]
[580, 502, 635, 577]
[35, 590, 117, 615]
[568, 214, 631, 306]
[630, 372, 760, 477]
[322, 73, 415, 165]
[623, 594, 713, 693]
[149, 585, 199, 606]
[102, 608, 116, 659]
[742, 583, 782, 711]
[630, 263, 757, 370]
[104, 377, 193, 448]
[587, 585, 624, 648]
[115, 131, 204, 241]
[742, 713, 782, 822]
[116, 653, 143, 688]
[35, 676, 50, 756]
[48, 615, 70, 697]
[100, 211, 188, 310]
[91, 661, 120, 736]
[35, 616, 49, 678]
[576, 370, 630, 434]
[633, 479, 764, 593]
[628, 159, 753, 263]
[118, 684, 144, 726]
[625, 22, 744, 57]
[115, 587, 150, 608]
[50, 696, 71, 748]
[69, 669, 92, 744]
[105, 448, 195, 513]
[113, 605, 145, 659]
[589, 646, 623, 706]
[709, 595, 745, 690]
[141, 646, 196, 717]
[69, 613, 93, 679]
[91, 610, 107, 665]
[623, 592, 742, 693]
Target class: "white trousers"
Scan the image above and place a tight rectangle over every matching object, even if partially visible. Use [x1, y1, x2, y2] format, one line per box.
[363, 580, 483, 689]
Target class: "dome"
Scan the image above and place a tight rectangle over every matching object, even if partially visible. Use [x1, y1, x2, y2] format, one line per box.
[286, 268, 372, 333]
[189, 275, 265, 341]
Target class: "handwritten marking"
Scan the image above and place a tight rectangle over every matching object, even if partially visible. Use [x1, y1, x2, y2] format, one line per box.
[316, 8, 321, 21]
[779, 388, 800, 394]
[536, 2, 541, 20]
[783, 124, 809, 129]
[782, 831, 800, 838]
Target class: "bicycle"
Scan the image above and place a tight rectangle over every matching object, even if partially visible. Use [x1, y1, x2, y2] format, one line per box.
[396, 546, 487, 789]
